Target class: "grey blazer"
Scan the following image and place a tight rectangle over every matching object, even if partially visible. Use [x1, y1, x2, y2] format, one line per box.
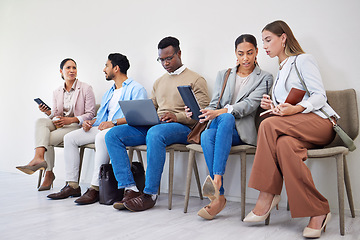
[207, 65, 273, 145]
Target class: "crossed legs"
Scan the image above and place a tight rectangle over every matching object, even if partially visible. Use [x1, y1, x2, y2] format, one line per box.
[248, 113, 334, 230]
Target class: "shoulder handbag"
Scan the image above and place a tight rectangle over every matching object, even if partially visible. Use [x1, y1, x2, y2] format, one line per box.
[187, 68, 232, 144]
[293, 57, 356, 151]
[99, 162, 145, 205]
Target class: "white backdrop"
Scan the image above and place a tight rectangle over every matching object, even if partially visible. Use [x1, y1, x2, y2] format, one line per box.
[1, 0, 359, 212]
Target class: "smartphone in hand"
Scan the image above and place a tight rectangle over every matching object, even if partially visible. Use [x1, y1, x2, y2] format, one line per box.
[34, 98, 51, 110]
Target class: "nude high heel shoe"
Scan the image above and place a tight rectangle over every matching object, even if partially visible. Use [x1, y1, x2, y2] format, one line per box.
[303, 212, 331, 238]
[16, 161, 47, 175]
[198, 176, 225, 220]
[243, 195, 281, 223]
[38, 171, 56, 191]
[198, 198, 227, 220]
[202, 175, 220, 201]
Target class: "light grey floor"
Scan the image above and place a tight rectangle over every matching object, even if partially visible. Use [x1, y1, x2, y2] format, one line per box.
[1, 171, 359, 240]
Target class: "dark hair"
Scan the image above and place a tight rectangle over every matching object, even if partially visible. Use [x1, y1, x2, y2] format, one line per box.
[158, 36, 180, 53]
[108, 53, 130, 74]
[60, 58, 76, 70]
[235, 34, 257, 50]
[262, 20, 305, 56]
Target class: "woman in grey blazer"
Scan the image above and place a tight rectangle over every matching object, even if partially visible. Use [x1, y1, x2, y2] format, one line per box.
[186, 34, 273, 220]
[244, 20, 338, 239]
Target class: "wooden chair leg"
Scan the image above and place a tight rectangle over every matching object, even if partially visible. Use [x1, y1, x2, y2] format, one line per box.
[336, 154, 345, 236]
[343, 156, 355, 218]
[37, 169, 43, 188]
[157, 150, 160, 195]
[128, 148, 134, 162]
[265, 215, 270, 225]
[240, 151, 246, 221]
[184, 149, 196, 213]
[77, 146, 85, 183]
[193, 159, 203, 200]
[136, 150, 143, 166]
[168, 149, 175, 210]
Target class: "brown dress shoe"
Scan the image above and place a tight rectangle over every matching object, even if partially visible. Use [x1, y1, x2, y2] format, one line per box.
[75, 188, 99, 205]
[124, 193, 157, 212]
[113, 190, 142, 210]
[47, 184, 81, 200]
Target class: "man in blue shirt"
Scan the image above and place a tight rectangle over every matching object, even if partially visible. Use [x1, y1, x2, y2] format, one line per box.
[47, 53, 147, 204]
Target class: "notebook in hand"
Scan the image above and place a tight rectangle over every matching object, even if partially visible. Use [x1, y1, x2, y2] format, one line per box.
[119, 99, 160, 126]
[177, 85, 203, 121]
[260, 87, 306, 117]
[284, 88, 307, 105]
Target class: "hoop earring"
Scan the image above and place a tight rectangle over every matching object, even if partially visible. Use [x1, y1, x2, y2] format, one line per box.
[282, 43, 285, 47]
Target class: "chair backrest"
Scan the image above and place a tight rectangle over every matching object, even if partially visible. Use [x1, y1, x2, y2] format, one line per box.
[326, 89, 359, 148]
[95, 104, 100, 113]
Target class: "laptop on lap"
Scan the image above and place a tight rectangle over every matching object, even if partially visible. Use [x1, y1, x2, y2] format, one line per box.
[119, 99, 160, 126]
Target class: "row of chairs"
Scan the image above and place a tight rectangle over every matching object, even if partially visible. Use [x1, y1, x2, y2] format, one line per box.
[38, 89, 358, 236]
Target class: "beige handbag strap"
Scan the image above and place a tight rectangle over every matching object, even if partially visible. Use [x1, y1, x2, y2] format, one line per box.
[216, 68, 231, 109]
[293, 57, 336, 125]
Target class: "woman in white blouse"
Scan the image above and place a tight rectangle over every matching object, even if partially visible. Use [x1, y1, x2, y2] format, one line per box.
[244, 20, 338, 239]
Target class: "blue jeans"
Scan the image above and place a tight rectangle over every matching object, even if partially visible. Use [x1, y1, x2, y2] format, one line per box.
[105, 123, 191, 195]
[200, 113, 243, 195]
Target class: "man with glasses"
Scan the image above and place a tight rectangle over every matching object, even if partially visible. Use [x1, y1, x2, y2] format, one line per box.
[106, 36, 209, 211]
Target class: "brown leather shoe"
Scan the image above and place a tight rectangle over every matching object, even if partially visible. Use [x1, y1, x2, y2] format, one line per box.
[47, 184, 81, 200]
[113, 190, 142, 210]
[74, 188, 99, 205]
[124, 193, 157, 212]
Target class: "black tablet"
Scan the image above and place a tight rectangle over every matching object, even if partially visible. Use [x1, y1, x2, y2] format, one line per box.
[177, 85, 203, 121]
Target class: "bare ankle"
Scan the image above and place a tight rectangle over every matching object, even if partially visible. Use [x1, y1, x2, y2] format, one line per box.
[308, 214, 327, 229]
[213, 175, 222, 190]
[253, 192, 275, 215]
[28, 158, 44, 166]
[44, 171, 54, 177]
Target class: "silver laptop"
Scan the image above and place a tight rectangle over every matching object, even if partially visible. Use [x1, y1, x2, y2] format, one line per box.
[119, 99, 160, 126]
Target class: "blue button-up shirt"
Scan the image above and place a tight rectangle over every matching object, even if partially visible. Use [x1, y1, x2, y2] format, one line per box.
[93, 78, 147, 126]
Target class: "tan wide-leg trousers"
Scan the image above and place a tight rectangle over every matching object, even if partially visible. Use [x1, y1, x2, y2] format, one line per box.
[248, 113, 335, 218]
[35, 118, 80, 171]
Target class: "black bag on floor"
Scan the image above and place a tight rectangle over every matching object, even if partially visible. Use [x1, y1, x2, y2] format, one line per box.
[99, 162, 145, 205]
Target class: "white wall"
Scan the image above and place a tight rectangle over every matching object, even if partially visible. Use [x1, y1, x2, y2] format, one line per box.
[1, 0, 360, 212]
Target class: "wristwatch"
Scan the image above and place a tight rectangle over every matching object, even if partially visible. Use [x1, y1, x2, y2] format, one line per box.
[112, 119, 118, 126]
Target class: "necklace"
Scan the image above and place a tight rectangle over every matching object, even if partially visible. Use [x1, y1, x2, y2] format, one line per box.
[279, 57, 289, 70]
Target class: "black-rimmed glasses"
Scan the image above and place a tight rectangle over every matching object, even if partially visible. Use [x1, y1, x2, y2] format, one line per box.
[157, 51, 177, 63]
